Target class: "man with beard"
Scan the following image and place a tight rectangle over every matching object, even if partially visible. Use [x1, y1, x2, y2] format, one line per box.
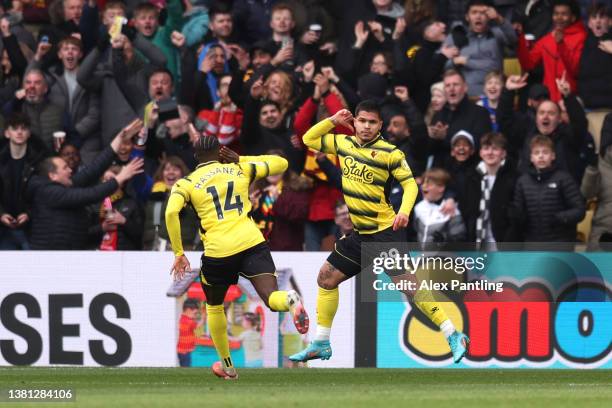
[4, 69, 63, 152]
[517, 0, 587, 102]
[28, 36, 100, 163]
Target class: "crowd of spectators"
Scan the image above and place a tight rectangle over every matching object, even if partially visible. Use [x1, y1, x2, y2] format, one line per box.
[1, 0, 612, 251]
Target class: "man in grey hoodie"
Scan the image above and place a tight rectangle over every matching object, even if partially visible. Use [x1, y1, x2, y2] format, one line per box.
[444, 0, 516, 96]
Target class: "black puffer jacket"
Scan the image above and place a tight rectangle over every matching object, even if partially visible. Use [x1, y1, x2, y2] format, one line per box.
[513, 164, 585, 242]
[26, 146, 119, 249]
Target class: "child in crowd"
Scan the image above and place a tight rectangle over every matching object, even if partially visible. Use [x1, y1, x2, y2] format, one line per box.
[477, 71, 504, 132]
[413, 168, 466, 243]
[513, 135, 585, 242]
[177, 298, 203, 367]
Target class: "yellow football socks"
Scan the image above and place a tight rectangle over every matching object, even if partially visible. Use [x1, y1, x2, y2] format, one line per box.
[268, 291, 290, 312]
[315, 287, 339, 341]
[206, 304, 233, 369]
[413, 288, 450, 327]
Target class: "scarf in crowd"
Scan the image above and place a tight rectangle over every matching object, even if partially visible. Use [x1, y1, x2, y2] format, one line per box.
[475, 161, 492, 247]
[198, 42, 230, 104]
[99, 190, 124, 251]
[254, 181, 283, 239]
[480, 96, 499, 132]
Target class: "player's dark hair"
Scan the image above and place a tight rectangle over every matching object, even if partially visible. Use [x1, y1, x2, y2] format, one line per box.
[194, 134, 220, 163]
[5, 113, 31, 129]
[38, 157, 58, 178]
[553, 0, 581, 18]
[355, 99, 382, 120]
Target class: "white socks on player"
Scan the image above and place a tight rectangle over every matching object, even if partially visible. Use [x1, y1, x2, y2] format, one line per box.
[314, 326, 331, 342]
[440, 319, 456, 339]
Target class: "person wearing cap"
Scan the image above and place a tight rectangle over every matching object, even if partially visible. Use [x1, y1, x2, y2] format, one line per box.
[443, 0, 516, 97]
[442, 130, 478, 196]
[460, 132, 520, 247]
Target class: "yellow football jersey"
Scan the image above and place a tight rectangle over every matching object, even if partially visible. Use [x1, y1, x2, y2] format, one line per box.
[165, 155, 288, 257]
[303, 119, 418, 234]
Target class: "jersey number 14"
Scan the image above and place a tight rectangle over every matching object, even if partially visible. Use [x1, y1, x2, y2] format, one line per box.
[206, 181, 244, 220]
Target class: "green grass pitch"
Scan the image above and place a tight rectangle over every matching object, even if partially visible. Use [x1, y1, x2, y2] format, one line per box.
[1, 367, 610, 408]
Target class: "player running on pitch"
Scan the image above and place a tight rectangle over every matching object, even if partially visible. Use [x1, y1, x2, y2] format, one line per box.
[289, 100, 469, 364]
[166, 135, 309, 380]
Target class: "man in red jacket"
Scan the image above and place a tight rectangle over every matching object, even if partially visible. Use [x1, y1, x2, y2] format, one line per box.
[517, 0, 586, 102]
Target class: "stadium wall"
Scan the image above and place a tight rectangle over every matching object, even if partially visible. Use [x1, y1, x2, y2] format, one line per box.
[0, 252, 356, 368]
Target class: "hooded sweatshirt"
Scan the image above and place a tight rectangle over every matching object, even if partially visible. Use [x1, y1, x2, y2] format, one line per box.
[517, 20, 587, 102]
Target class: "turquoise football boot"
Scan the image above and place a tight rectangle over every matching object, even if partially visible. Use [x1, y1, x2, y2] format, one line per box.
[448, 331, 470, 363]
[289, 340, 332, 362]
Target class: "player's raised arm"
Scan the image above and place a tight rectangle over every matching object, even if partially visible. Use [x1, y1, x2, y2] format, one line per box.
[302, 109, 354, 154]
[239, 154, 289, 180]
[165, 179, 192, 257]
[389, 149, 418, 229]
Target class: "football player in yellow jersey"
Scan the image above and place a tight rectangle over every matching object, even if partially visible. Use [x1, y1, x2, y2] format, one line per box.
[289, 100, 469, 364]
[165, 135, 309, 380]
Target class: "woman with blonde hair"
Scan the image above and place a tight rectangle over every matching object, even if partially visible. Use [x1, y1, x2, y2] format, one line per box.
[262, 70, 295, 115]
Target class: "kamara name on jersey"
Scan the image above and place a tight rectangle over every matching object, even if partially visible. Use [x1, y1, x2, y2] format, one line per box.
[342, 156, 375, 184]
